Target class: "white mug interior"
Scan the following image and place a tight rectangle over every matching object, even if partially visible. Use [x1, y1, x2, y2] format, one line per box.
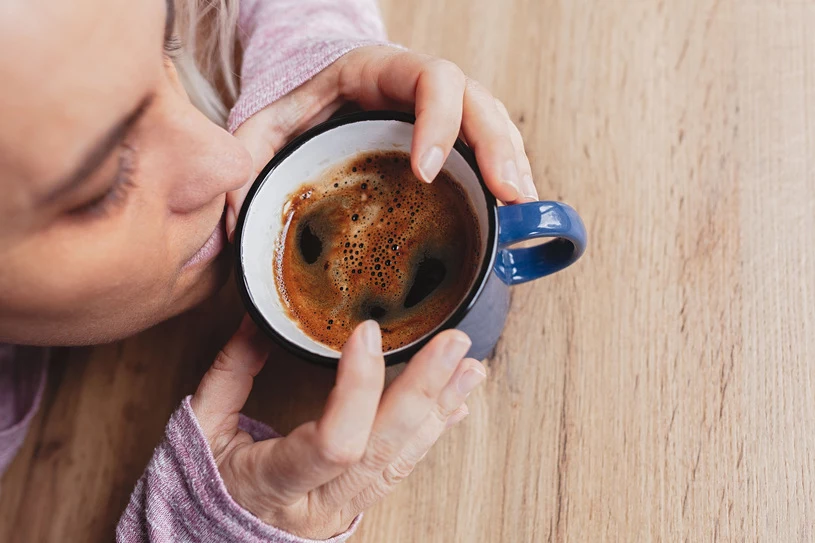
[240, 118, 490, 358]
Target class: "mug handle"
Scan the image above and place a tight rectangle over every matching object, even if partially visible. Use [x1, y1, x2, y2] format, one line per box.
[495, 201, 587, 285]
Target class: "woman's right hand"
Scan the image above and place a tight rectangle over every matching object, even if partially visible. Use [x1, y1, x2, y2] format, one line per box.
[190, 316, 486, 540]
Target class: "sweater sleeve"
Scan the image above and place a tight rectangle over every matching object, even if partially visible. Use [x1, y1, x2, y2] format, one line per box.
[0, 345, 47, 478]
[227, 0, 391, 132]
[116, 396, 360, 543]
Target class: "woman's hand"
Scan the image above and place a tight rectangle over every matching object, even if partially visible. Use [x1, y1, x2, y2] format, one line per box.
[190, 316, 486, 539]
[229, 45, 538, 240]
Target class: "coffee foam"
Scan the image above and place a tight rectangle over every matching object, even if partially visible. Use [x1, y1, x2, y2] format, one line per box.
[274, 151, 481, 352]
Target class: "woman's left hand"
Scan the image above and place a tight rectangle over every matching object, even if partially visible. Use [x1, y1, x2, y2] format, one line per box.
[229, 45, 538, 240]
[191, 316, 483, 539]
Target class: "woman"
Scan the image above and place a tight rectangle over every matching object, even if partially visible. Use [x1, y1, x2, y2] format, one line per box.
[0, 0, 537, 540]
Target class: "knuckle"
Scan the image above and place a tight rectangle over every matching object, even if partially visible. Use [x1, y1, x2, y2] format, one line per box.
[416, 381, 438, 403]
[212, 349, 238, 373]
[362, 433, 399, 467]
[484, 138, 513, 160]
[430, 59, 466, 83]
[336, 58, 356, 97]
[465, 76, 488, 96]
[382, 459, 415, 487]
[249, 114, 289, 154]
[314, 432, 365, 467]
[381, 47, 410, 67]
[433, 399, 458, 423]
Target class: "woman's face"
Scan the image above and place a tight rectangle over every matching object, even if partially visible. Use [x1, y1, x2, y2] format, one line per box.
[0, 0, 253, 345]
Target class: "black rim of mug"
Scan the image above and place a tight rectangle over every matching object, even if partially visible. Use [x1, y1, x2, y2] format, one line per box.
[234, 110, 499, 367]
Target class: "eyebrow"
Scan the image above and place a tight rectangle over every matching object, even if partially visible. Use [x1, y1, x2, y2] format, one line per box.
[40, 95, 153, 206]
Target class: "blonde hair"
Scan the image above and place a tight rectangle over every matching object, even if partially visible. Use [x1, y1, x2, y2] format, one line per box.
[172, 0, 241, 126]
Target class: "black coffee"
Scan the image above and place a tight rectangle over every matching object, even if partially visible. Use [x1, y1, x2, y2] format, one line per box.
[274, 150, 481, 351]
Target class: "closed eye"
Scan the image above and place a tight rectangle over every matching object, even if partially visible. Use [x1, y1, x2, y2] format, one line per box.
[67, 143, 136, 219]
[164, 34, 182, 56]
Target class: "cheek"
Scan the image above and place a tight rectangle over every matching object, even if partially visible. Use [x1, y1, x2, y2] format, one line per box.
[1, 202, 178, 320]
[0, 204, 229, 345]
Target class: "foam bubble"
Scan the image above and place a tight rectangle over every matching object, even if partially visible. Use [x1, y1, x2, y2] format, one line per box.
[274, 150, 481, 351]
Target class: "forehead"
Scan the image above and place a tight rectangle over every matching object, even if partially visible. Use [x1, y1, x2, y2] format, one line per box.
[0, 0, 163, 202]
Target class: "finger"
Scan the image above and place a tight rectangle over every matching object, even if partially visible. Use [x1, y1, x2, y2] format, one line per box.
[228, 73, 346, 242]
[242, 321, 385, 505]
[346, 405, 469, 519]
[235, 61, 346, 170]
[495, 99, 538, 201]
[337, 47, 413, 109]
[345, 359, 485, 516]
[338, 48, 524, 201]
[410, 60, 466, 183]
[318, 329, 472, 508]
[225, 187, 252, 244]
[227, 114, 281, 243]
[461, 79, 525, 204]
[433, 358, 486, 420]
[445, 403, 471, 429]
[339, 49, 466, 184]
[228, 99, 345, 242]
[318, 321, 385, 456]
[366, 330, 472, 463]
[386, 358, 484, 467]
[190, 315, 273, 444]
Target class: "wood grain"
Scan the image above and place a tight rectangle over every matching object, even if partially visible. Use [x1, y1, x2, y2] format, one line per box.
[2, 0, 814, 541]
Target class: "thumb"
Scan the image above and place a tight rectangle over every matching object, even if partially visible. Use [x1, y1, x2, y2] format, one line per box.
[190, 315, 273, 449]
[225, 186, 256, 244]
[227, 117, 279, 243]
[228, 92, 346, 242]
[241, 320, 384, 505]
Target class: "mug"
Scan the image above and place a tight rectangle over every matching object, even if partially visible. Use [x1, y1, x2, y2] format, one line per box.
[234, 111, 586, 366]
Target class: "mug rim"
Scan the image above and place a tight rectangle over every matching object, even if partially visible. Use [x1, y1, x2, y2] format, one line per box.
[234, 110, 499, 367]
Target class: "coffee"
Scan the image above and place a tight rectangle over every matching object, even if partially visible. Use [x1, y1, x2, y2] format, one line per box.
[273, 150, 481, 352]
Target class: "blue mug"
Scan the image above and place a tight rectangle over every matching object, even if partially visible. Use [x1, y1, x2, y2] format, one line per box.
[235, 111, 586, 366]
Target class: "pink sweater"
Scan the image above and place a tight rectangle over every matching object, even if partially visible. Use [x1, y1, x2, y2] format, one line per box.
[0, 1, 387, 541]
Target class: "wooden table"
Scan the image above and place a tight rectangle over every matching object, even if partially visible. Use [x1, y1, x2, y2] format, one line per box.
[3, 0, 814, 540]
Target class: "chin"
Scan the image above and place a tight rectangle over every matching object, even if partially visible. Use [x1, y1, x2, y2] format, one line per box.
[73, 250, 234, 346]
[85, 251, 233, 345]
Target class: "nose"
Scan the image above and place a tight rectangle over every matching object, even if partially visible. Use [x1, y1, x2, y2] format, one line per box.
[162, 97, 253, 215]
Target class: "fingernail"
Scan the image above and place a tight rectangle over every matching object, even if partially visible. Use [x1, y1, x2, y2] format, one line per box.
[502, 160, 521, 200]
[442, 332, 472, 366]
[521, 174, 538, 201]
[457, 368, 486, 395]
[362, 320, 382, 355]
[418, 146, 444, 183]
[445, 404, 470, 428]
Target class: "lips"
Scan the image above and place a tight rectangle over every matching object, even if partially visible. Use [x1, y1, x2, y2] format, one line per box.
[183, 212, 226, 270]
